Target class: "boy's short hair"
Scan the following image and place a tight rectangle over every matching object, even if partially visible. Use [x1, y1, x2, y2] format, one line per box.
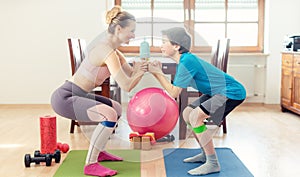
[161, 27, 191, 54]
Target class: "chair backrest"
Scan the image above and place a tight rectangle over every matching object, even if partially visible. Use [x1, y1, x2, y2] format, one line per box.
[67, 38, 117, 99]
[210, 39, 220, 67]
[67, 38, 86, 75]
[211, 38, 230, 73]
[79, 39, 87, 60]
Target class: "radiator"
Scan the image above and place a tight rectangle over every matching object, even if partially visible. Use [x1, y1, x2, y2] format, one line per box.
[228, 64, 265, 97]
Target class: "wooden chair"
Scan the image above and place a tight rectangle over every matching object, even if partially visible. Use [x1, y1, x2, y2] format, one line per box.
[211, 39, 230, 74]
[211, 38, 230, 133]
[67, 38, 121, 133]
[186, 38, 230, 133]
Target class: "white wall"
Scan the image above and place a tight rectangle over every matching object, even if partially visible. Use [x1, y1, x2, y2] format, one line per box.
[0, 0, 108, 104]
[265, 0, 300, 103]
[0, 0, 299, 104]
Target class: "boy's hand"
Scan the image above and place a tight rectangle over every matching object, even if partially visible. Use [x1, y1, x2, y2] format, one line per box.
[148, 60, 164, 75]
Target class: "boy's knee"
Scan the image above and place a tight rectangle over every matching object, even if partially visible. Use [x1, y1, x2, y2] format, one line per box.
[189, 107, 209, 127]
[183, 106, 193, 123]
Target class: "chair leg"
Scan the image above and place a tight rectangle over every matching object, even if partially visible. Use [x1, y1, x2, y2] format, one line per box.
[116, 87, 121, 103]
[70, 120, 80, 133]
[70, 120, 76, 133]
[222, 118, 227, 134]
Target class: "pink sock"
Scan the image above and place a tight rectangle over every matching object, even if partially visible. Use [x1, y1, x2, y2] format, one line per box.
[84, 163, 117, 177]
[98, 151, 123, 162]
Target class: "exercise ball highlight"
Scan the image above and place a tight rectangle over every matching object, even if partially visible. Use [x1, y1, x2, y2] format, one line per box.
[127, 87, 179, 140]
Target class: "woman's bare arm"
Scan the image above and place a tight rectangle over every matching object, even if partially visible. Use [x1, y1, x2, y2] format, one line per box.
[105, 51, 146, 92]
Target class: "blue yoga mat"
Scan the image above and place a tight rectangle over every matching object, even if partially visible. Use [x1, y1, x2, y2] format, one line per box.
[163, 148, 253, 177]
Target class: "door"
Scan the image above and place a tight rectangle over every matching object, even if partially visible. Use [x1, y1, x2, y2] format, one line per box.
[281, 53, 293, 109]
[292, 54, 300, 109]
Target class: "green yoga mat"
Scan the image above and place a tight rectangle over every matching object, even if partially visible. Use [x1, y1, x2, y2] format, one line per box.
[54, 150, 140, 177]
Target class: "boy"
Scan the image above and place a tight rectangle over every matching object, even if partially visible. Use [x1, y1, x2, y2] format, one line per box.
[148, 27, 246, 175]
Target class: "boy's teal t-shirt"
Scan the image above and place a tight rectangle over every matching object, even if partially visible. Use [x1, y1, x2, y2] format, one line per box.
[173, 52, 246, 100]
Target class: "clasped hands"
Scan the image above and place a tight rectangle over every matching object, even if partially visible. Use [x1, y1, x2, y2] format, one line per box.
[132, 60, 163, 76]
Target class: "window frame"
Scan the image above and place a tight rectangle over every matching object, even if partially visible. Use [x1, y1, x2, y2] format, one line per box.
[115, 0, 265, 54]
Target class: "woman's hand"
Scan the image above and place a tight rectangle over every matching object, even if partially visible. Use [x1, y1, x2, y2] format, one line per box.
[132, 60, 148, 74]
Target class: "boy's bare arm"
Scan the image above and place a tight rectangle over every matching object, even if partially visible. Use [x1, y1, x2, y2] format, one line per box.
[148, 61, 182, 98]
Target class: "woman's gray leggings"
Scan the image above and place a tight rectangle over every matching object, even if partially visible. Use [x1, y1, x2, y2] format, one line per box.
[51, 81, 122, 122]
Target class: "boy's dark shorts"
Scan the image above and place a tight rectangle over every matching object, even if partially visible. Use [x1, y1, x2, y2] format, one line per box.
[188, 94, 244, 126]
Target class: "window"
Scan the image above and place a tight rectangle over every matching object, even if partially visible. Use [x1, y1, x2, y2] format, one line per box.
[115, 0, 264, 53]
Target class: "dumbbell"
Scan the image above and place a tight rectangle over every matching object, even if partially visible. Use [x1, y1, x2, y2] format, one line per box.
[24, 154, 52, 167]
[156, 134, 175, 142]
[34, 149, 61, 163]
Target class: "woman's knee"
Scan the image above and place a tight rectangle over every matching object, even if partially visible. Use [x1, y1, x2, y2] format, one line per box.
[87, 104, 118, 122]
[111, 100, 122, 117]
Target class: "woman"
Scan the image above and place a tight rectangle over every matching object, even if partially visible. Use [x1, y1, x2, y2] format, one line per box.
[51, 6, 147, 176]
[148, 27, 246, 175]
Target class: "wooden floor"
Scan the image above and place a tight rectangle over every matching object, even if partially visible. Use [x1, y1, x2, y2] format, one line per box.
[1, 103, 300, 177]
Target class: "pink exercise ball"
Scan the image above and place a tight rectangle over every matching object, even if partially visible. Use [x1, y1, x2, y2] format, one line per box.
[127, 87, 179, 140]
